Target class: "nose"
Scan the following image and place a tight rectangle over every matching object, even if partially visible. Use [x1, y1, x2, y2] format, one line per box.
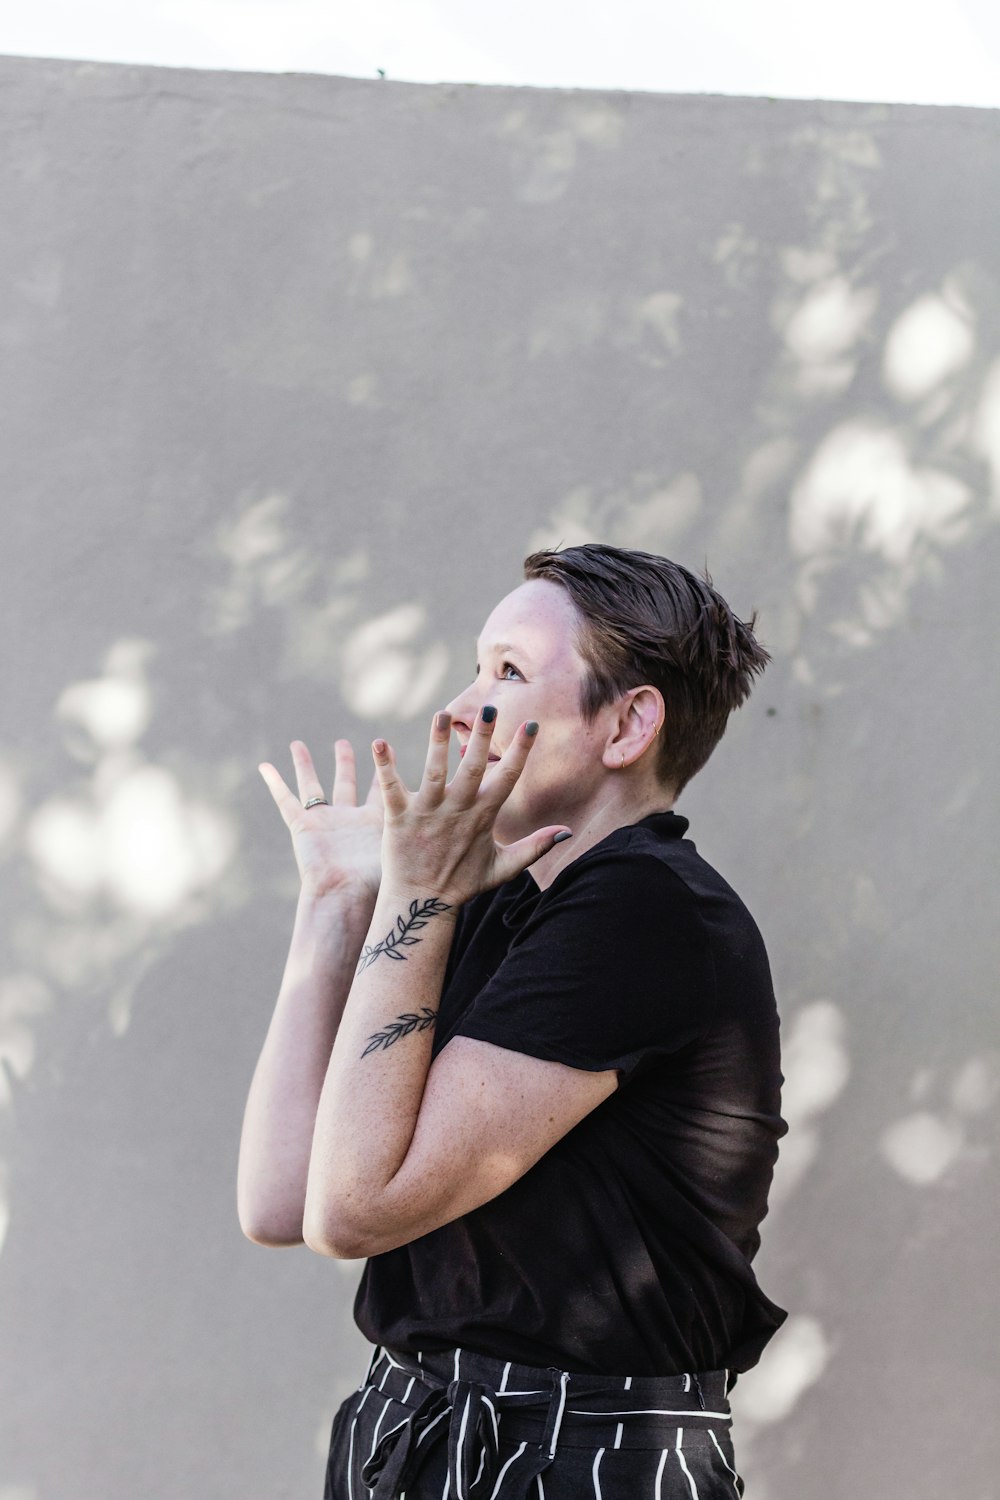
[444, 677, 481, 729]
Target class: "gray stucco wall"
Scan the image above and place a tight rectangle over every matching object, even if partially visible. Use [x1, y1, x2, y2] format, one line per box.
[0, 54, 997, 1500]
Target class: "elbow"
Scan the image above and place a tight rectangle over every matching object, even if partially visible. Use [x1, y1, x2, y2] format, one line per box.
[302, 1194, 382, 1260]
[302, 1226, 369, 1260]
[237, 1194, 305, 1248]
[241, 1219, 305, 1249]
[302, 1214, 371, 1260]
[302, 1172, 437, 1258]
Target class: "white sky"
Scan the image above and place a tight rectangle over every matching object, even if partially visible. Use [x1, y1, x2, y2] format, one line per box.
[1, 0, 1000, 109]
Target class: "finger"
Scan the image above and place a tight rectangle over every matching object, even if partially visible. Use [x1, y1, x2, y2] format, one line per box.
[492, 826, 573, 886]
[477, 718, 538, 811]
[416, 710, 452, 808]
[364, 769, 384, 811]
[371, 738, 409, 817]
[452, 704, 498, 804]
[331, 739, 357, 806]
[289, 740, 327, 808]
[258, 762, 303, 831]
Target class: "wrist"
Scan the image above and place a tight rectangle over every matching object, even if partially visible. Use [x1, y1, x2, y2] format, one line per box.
[355, 886, 456, 981]
[371, 880, 459, 922]
[297, 881, 379, 922]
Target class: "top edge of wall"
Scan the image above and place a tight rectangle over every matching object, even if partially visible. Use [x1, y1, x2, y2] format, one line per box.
[0, 49, 998, 119]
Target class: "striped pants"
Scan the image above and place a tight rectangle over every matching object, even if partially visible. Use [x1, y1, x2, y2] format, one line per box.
[323, 1343, 744, 1500]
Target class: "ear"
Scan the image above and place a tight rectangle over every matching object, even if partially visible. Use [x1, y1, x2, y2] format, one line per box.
[601, 686, 665, 771]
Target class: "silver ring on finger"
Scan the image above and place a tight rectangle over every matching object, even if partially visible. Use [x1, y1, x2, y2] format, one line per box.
[304, 796, 329, 809]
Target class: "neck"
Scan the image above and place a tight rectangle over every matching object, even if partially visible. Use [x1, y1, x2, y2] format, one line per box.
[528, 780, 676, 891]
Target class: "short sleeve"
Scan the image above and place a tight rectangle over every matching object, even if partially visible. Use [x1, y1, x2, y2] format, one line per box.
[452, 852, 716, 1084]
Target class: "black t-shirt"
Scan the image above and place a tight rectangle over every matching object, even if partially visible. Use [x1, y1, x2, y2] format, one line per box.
[354, 810, 788, 1376]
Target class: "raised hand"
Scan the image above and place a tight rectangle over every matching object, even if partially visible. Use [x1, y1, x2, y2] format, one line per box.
[258, 739, 384, 901]
[371, 707, 571, 907]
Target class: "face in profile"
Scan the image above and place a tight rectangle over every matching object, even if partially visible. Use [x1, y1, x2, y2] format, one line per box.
[444, 579, 614, 845]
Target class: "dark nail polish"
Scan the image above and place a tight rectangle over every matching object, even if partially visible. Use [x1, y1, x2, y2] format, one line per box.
[482, 705, 497, 723]
[553, 830, 573, 844]
[525, 721, 539, 736]
[435, 712, 451, 733]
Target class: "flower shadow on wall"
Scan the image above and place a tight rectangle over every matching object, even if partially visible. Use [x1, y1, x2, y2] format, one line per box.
[204, 489, 450, 725]
[3, 647, 235, 1069]
[0, 640, 243, 1256]
[2, 494, 453, 1110]
[713, 138, 1000, 1477]
[780, 259, 999, 678]
[516, 120, 1000, 1473]
[880, 1051, 1000, 1186]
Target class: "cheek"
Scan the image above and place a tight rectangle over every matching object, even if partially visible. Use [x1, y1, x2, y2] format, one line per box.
[515, 729, 587, 800]
[534, 713, 590, 764]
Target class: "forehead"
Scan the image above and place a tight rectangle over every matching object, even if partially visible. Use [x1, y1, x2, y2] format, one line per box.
[477, 579, 586, 667]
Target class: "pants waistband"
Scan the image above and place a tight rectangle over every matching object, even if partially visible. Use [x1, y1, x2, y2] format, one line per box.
[357, 1343, 733, 1498]
[365, 1342, 732, 1418]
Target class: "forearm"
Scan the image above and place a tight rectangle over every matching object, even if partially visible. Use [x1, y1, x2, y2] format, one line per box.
[303, 882, 456, 1257]
[237, 885, 377, 1246]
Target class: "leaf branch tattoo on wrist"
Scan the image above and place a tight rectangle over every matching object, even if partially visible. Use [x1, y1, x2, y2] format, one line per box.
[356, 897, 452, 975]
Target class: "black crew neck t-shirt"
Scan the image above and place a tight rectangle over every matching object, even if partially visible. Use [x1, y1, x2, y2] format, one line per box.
[354, 810, 788, 1377]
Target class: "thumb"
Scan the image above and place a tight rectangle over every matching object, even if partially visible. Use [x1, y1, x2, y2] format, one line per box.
[494, 826, 573, 884]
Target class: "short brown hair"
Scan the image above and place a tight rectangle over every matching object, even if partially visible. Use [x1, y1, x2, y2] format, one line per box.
[523, 543, 770, 796]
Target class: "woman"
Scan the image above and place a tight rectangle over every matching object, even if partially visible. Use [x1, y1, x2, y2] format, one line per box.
[238, 543, 787, 1499]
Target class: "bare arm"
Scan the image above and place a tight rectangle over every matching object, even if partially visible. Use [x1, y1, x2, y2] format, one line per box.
[237, 885, 376, 1246]
[300, 710, 617, 1260]
[236, 739, 381, 1247]
[302, 884, 616, 1260]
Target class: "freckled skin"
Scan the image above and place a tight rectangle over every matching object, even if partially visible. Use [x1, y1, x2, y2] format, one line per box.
[444, 579, 672, 886]
[445, 581, 606, 847]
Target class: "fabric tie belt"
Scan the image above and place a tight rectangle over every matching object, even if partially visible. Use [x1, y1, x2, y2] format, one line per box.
[357, 1345, 732, 1500]
[362, 1368, 569, 1499]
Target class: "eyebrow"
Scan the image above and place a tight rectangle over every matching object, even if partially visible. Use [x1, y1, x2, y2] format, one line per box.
[476, 639, 533, 663]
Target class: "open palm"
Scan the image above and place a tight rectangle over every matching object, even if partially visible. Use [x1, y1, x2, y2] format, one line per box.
[258, 738, 383, 901]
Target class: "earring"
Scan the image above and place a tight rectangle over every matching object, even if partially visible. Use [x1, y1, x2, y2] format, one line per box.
[620, 752, 626, 770]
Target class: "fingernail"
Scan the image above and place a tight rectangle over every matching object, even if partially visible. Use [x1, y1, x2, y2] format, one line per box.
[482, 705, 497, 723]
[373, 739, 387, 755]
[553, 830, 573, 843]
[435, 711, 451, 733]
[525, 721, 539, 737]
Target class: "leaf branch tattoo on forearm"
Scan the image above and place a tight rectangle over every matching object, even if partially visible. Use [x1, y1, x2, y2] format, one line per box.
[356, 897, 451, 1056]
[357, 897, 452, 976]
[362, 1007, 438, 1057]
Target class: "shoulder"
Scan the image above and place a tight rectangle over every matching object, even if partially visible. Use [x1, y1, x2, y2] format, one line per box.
[538, 819, 701, 916]
[509, 842, 708, 977]
[450, 815, 719, 968]
[450, 821, 721, 1074]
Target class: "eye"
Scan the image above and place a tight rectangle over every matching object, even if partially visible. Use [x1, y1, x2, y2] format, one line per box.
[500, 661, 523, 681]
